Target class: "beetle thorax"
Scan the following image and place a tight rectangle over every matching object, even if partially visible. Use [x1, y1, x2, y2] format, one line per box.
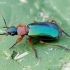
[17, 26, 28, 36]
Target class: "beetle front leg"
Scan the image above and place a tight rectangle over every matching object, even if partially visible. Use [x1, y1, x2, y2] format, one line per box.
[40, 40, 70, 51]
[27, 38, 38, 58]
[9, 36, 24, 49]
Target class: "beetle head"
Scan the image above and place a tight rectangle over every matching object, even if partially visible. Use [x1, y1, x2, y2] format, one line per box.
[0, 11, 17, 36]
[6, 26, 17, 36]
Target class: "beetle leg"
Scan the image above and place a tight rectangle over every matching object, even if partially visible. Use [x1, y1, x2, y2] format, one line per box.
[49, 20, 57, 24]
[40, 40, 70, 51]
[9, 36, 24, 49]
[33, 21, 37, 23]
[61, 30, 70, 37]
[27, 38, 38, 58]
[49, 20, 70, 37]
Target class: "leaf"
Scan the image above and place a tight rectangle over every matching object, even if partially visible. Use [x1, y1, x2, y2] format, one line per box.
[0, 0, 70, 70]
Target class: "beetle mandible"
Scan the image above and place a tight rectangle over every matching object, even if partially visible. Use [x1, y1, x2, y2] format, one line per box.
[0, 11, 70, 58]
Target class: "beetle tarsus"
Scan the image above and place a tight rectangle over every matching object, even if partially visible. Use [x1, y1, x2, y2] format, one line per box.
[62, 30, 70, 37]
[9, 43, 17, 49]
[56, 45, 70, 51]
[34, 49, 38, 58]
[9, 36, 24, 49]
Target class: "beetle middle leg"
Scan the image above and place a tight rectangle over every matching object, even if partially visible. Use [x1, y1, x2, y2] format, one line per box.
[33, 21, 37, 23]
[49, 20, 57, 24]
[27, 38, 38, 58]
[40, 40, 70, 51]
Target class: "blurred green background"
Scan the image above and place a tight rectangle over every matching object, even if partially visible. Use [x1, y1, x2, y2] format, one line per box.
[0, 0, 70, 70]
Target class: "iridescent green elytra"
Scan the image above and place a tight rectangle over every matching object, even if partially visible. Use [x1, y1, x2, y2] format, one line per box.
[28, 22, 62, 39]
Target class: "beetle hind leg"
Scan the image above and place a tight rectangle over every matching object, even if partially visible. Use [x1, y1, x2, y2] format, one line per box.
[40, 40, 70, 51]
[49, 20, 70, 37]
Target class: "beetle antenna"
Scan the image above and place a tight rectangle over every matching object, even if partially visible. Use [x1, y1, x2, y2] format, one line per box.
[0, 11, 8, 28]
[0, 33, 7, 35]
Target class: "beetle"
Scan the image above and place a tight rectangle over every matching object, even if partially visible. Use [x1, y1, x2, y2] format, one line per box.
[0, 11, 70, 58]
